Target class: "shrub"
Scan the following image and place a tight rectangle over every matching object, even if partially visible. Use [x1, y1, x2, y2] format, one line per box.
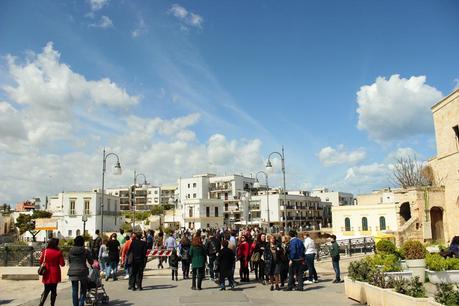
[372, 253, 402, 272]
[368, 267, 395, 288]
[393, 276, 426, 298]
[435, 283, 459, 306]
[426, 253, 459, 271]
[348, 256, 374, 282]
[401, 240, 427, 260]
[376, 240, 397, 255]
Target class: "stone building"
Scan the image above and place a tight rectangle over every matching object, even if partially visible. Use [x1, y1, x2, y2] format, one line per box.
[428, 88, 459, 243]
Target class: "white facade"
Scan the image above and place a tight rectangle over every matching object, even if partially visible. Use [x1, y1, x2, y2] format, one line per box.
[177, 173, 255, 226]
[106, 184, 163, 211]
[182, 198, 224, 229]
[311, 187, 354, 207]
[48, 191, 122, 238]
[251, 190, 332, 229]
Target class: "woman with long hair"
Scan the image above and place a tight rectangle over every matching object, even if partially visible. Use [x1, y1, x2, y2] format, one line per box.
[189, 235, 206, 290]
[39, 238, 65, 306]
[264, 235, 282, 291]
[236, 235, 251, 282]
[179, 236, 191, 279]
[68, 235, 93, 306]
[106, 232, 120, 281]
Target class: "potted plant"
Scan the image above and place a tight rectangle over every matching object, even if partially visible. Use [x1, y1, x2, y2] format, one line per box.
[433, 283, 459, 305]
[402, 240, 427, 282]
[365, 268, 394, 306]
[372, 253, 413, 280]
[345, 256, 373, 303]
[426, 253, 459, 284]
[383, 276, 429, 306]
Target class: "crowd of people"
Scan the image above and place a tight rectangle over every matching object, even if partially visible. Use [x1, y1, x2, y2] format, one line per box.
[37, 227, 344, 306]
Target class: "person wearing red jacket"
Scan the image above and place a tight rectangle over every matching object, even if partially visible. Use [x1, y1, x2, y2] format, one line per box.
[236, 235, 251, 282]
[39, 238, 65, 306]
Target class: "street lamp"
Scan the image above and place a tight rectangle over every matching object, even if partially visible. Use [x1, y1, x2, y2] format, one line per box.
[255, 171, 270, 232]
[101, 148, 122, 234]
[266, 146, 287, 229]
[133, 170, 147, 232]
[82, 215, 88, 237]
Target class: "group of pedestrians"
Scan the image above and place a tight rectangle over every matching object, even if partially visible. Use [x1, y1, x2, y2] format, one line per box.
[37, 226, 342, 305]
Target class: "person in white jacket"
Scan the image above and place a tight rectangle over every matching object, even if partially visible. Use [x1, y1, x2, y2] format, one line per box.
[303, 233, 318, 283]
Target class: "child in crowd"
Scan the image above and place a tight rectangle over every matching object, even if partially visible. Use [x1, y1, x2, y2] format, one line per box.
[169, 249, 180, 281]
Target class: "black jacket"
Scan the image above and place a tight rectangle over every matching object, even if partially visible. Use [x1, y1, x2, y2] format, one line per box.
[68, 246, 93, 280]
[217, 247, 235, 273]
[127, 239, 147, 265]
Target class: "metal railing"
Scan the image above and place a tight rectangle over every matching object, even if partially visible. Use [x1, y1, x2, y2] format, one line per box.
[317, 237, 375, 260]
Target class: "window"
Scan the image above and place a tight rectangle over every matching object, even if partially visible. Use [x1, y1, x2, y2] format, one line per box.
[69, 199, 76, 215]
[344, 217, 351, 231]
[193, 193, 196, 198]
[206, 207, 210, 217]
[225, 203, 228, 211]
[189, 207, 193, 217]
[188, 184, 190, 188]
[379, 216, 386, 230]
[362, 217, 368, 231]
[76, 229, 81, 236]
[68, 230, 72, 236]
[215, 207, 219, 217]
[193, 183, 196, 188]
[84, 199, 90, 215]
[154, 190, 158, 194]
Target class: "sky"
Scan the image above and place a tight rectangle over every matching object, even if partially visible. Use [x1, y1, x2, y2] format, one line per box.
[0, 0, 458, 204]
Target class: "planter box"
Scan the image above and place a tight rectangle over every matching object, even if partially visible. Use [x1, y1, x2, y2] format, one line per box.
[426, 269, 459, 284]
[384, 270, 413, 281]
[428, 298, 444, 306]
[406, 259, 426, 283]
[383, 290, 430, 306]
[344, 277, 367, 304]
[364, 283, 391, 306]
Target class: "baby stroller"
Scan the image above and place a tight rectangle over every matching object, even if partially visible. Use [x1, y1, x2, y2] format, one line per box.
[86, 261, 109, 305]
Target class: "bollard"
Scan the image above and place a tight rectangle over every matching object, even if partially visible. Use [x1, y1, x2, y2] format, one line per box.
[29, 247, 34, 266]
[347, 239, 352, 257]
[4, 246, 8, 266]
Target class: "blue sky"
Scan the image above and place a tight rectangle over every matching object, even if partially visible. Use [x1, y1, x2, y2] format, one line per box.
[0, 0, 458, 203]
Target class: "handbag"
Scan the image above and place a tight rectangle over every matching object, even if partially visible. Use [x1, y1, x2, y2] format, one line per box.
[38, 249, 47, 276]
[251, 251, 261, 263]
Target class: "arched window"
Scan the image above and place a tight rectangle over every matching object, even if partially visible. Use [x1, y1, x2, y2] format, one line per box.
[379, 216, 386, 230]
[362, 217, 368, 231]
[344, 217, 351, 231]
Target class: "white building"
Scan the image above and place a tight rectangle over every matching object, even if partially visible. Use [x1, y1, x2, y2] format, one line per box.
[48, 191, 122, 238]
[106, 184, 162, 211]
[310, 187, 354, 207]
[177, 173, 255, 226]
[251, 190, 332, 229]
[182, 198, 224, 230]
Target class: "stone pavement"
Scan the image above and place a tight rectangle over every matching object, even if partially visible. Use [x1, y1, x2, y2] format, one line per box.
[19, 274, 361, 306]
[1, 256, 364, 306]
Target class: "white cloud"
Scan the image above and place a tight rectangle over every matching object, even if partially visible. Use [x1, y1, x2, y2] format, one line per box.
[356, 74, 443, 142]
[90, 15, 113, 28]
[89, 0, 108, 11]
[131, 17, 147, 38]
[318, 145, 366, 167]
[2, 42, 138, 145]
[386, 147, 420, 163]
[169, 4, 203, 30]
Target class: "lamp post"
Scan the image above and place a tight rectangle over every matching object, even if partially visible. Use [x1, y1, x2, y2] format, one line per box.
[82, 215, 88, 237]
[101, 148, 122, 234]
[266, 146, 287, 230]
[254, 171, 270, 232]
[133, 170, 147, 232]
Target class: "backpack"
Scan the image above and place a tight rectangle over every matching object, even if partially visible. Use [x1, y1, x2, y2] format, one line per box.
[181, 247, 190, 261]
[207, 239, 217, 256]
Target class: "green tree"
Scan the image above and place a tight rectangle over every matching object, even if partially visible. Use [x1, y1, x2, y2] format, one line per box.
[15, 210, 52, 242]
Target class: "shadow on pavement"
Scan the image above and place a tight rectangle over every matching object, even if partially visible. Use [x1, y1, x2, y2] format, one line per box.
[141, 284, 177, 290]
[110, 299, 136, 305]
[0, 300, 14, 304]
[304, 285, 325, 291]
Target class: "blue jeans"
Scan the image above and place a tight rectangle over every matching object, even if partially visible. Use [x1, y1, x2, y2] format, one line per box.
[305, 253, 318, 281]
[71, 280, 87, 306]
[124, 262, 131, 276]
[332, 257, 341, 280]
[105, 260, 118, 279]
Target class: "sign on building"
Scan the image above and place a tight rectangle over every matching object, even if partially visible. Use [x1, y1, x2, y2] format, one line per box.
[35, 218, 58, 230]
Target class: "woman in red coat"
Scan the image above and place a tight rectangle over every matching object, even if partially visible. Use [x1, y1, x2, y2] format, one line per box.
[39, 238, 65, 306]
[237, 235, 251, 282]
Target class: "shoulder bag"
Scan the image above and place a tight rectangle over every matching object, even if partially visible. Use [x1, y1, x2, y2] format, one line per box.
[38, 249, 47, 276]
